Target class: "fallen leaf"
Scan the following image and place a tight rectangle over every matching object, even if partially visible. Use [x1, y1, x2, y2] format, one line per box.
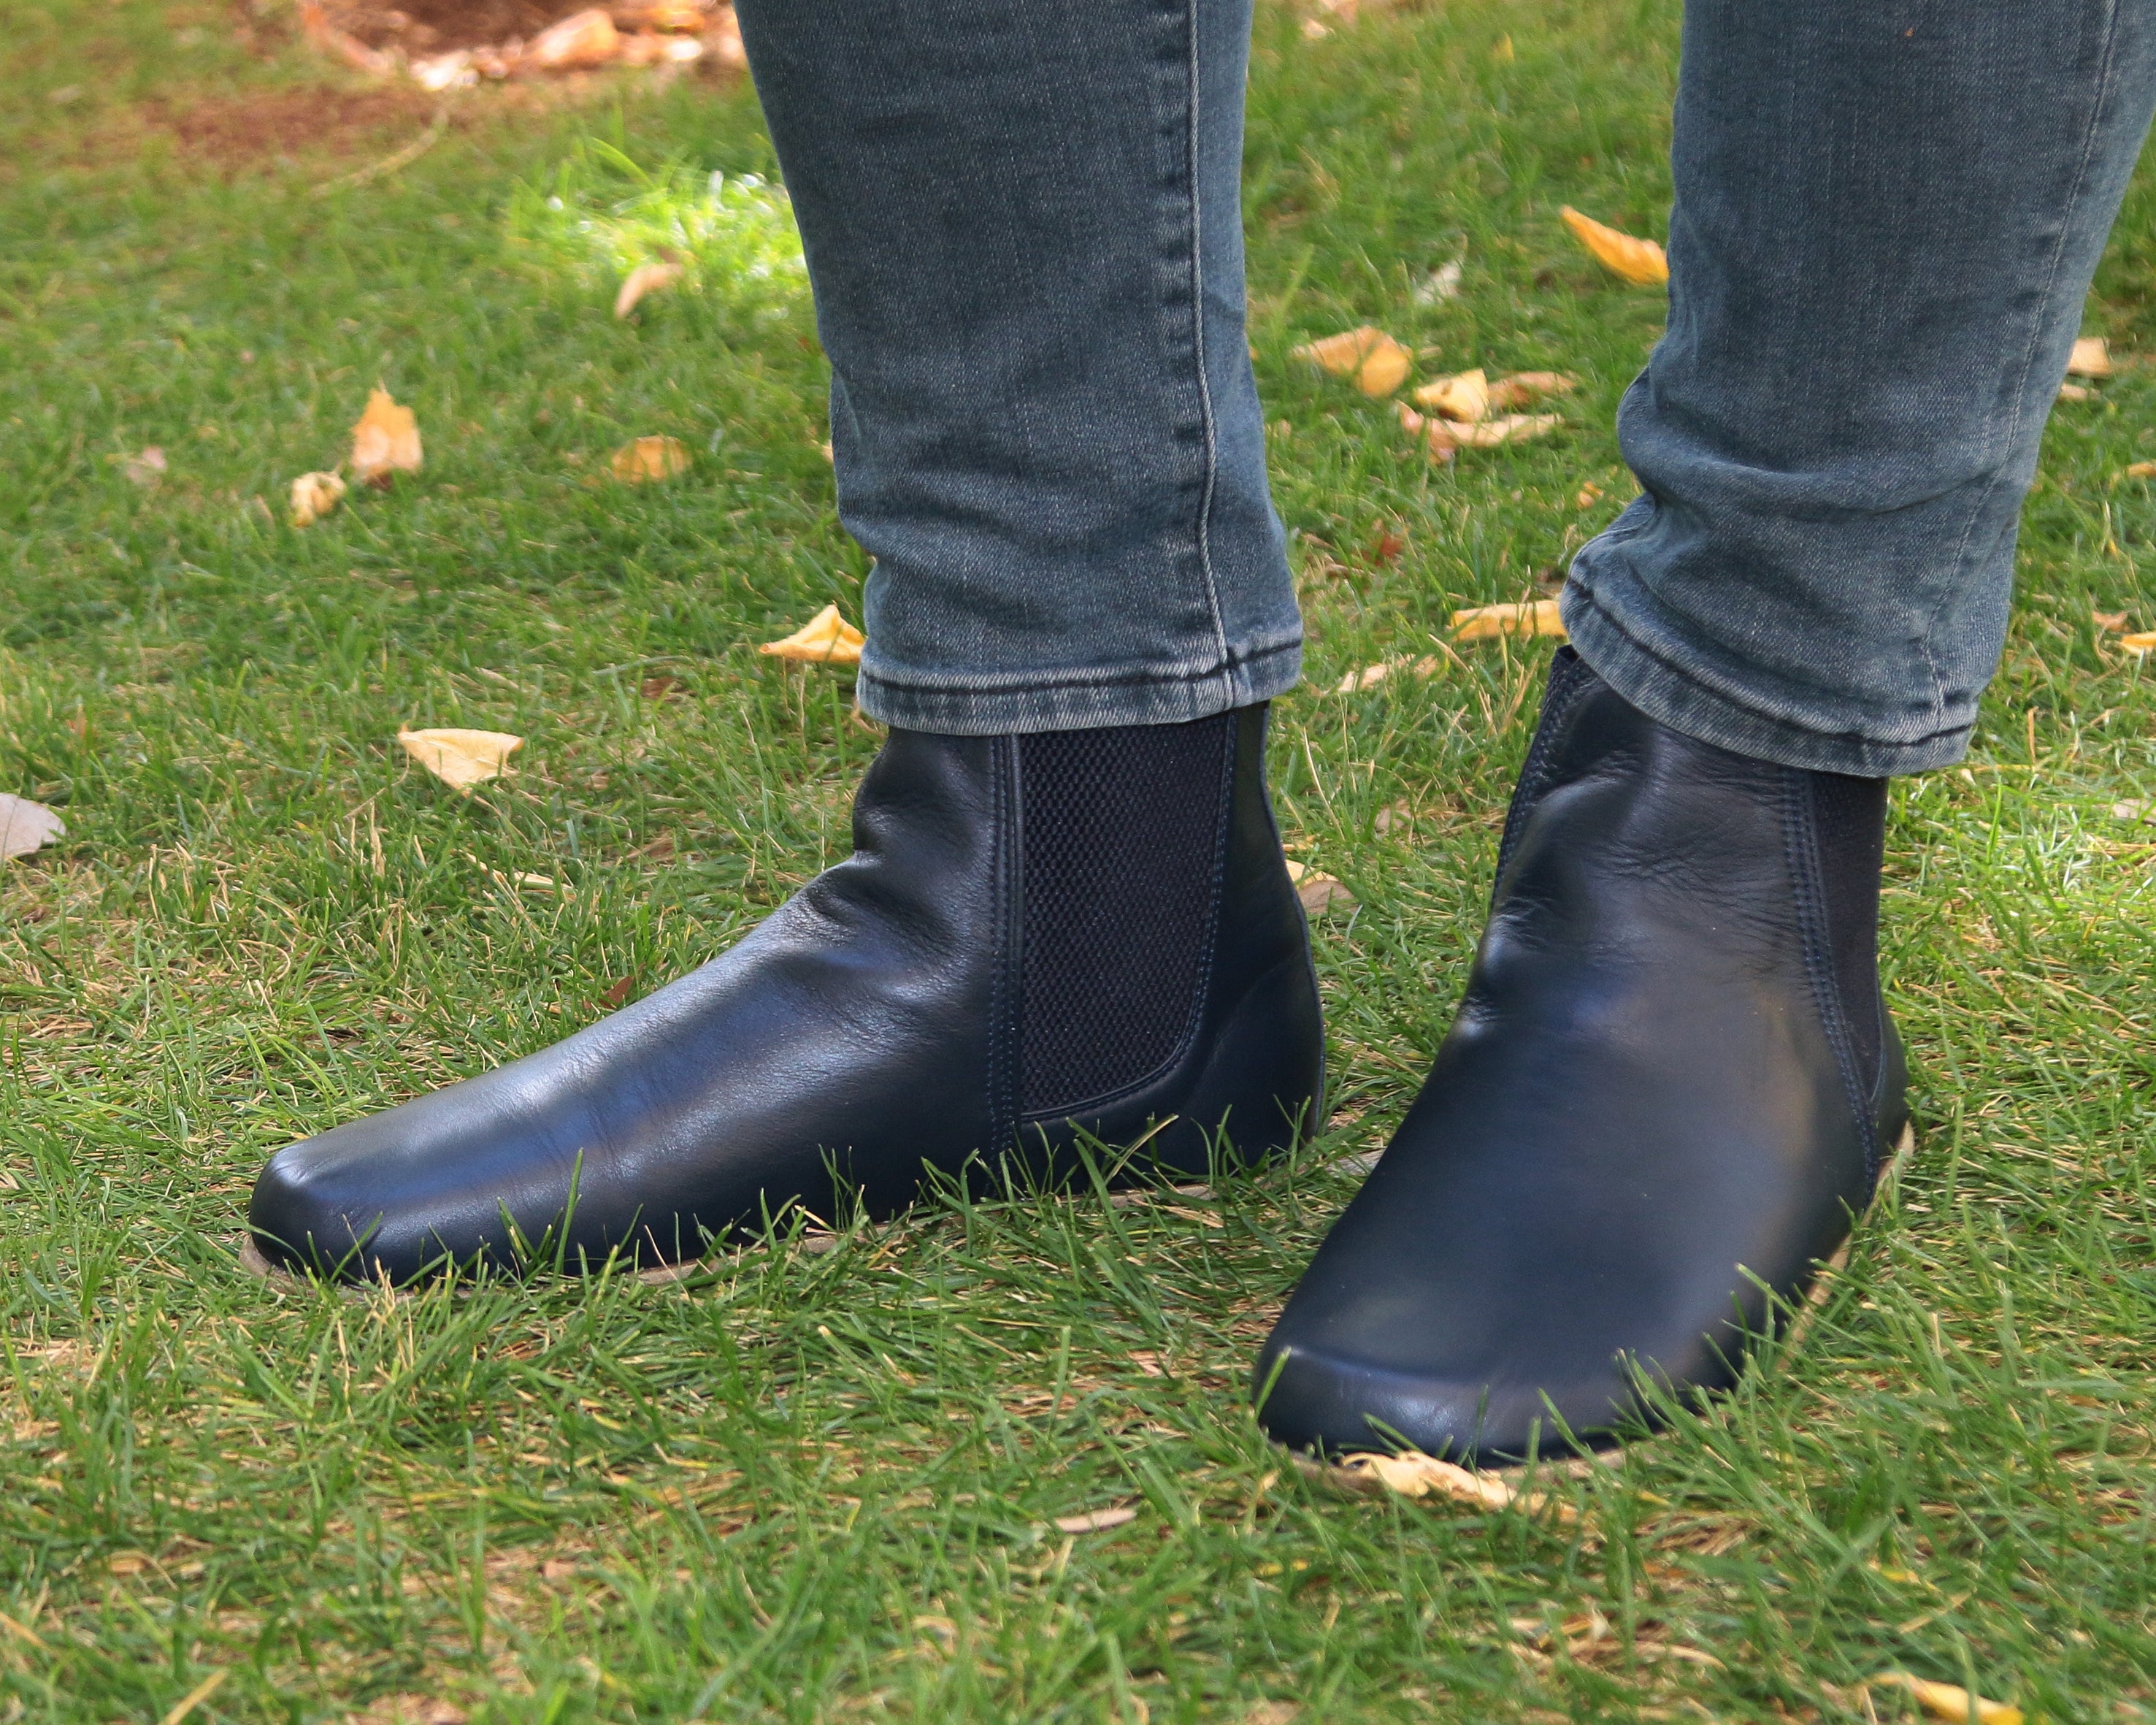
[2058, 381, 2095, 402]
[2068, 336, 2113, 378]
[1452, 599, 1565, 642]
[123, 446, 167, 487]
[350, 388, 422, 487]
[1491, 31, 1514, 61]
[1487, 371, 1577, 409]
[1129, 1350, 1167, 1377]
[289, 470, 347, 527]
[2111, 800, 2147, 822]
[2093, 609, 2128, 630]
[610, 435, 691, 483]
[520, 7, 620, 69]
[1054, 1506, 1138, 1534]
[1, 795, 66, 862]
[1411, 367, 1488, 422]
[1413, 258, 1464, 305]
[1332, 654, 1438, 695]
[396, 727, 524, 793]
[410, 49, 474, 91]
[1576, 480, 1605, 508]
[1332, 1449, 1578, 1523]
[1400, 404, 1565, 458]
[614, 259, 683, 318]
[759, 603, 864, 665]
[601, 976, 637, 1007]
[1560, 205, 1668, 286]
[2122, 632, 2156, 655]
[1285, 859, 1357, 914]
[2126, 461, 2156, 479]
[1294, 326, 1413, 397]
[1370, 528, 1405, 563]
[1871, 1674, 2022, 1725]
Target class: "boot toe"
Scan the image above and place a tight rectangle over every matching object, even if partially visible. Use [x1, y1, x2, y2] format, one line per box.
[1253, 1335, 1643, 1463]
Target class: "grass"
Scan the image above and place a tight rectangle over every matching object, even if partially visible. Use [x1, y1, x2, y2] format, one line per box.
[3, 0, 2155, 1718]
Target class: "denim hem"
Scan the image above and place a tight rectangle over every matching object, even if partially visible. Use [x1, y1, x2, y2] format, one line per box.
[1560, 586, 1971, 777]
[856, 636, 1302, 734]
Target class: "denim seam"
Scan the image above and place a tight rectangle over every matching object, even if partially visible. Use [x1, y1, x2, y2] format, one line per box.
[1568, 582, 1972, 754]
[1180, 0, 1235, 682]
[1918, 0, 2122, 723]
[862, 632, 1302, 701]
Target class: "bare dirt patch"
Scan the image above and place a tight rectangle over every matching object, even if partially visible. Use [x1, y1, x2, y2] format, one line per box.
[332, 0, 567, 54]
[131, 87, 439, 165]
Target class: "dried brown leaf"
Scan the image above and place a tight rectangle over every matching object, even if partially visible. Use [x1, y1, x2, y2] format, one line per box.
[396, 727, 523, 793]
[1294, 326, 1413, 397]
[1576, 480, 1605, 508]
[610, 435, 691, 483]
[614, 260, 684, 318]
[1285, 860, 1356, 914]
[289, 470, 347, 527]
[759, 603, 865, 665]
[1488, 371, 1577, 409]
[2068, 336, 2113, 378]
[1054, 1506, 1139, 1534]
[1, 795, 66, 862]
[1411, 367, 1488, 422]
[1331, 1449, 1579, 1523]
[2126, 461, 2156, 479]
[350, 388, 422, 486]
[1560, 206, 1668, 286]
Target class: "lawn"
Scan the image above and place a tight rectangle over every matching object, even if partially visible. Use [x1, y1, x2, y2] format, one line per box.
[3, 0, 2155, 1719]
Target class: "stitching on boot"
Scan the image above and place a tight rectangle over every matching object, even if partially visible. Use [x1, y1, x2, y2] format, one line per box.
[986, 735, 1021, 1154]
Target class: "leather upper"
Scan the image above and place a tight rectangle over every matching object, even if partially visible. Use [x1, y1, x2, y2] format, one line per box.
[249, 708, 1321, 1281]
[1254, 654, 1904, 1461]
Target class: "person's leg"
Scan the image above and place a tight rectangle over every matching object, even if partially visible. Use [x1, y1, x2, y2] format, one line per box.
[248, 0, 1321, 1282]
[1256, 0, 2156, 1461]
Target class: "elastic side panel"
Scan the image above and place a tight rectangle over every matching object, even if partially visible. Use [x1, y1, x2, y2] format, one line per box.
[1017, 712, 1234, 1117]
[1493, 646, 1598, 892]
[1809, 770, 1888, 1098]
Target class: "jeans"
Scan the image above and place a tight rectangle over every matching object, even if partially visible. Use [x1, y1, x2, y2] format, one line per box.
[734, 0, 2156, 771]
[732, 0, 1301, 734]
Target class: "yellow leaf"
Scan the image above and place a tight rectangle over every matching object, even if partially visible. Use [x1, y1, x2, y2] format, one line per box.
[1293, 326, 1413, 397]
[1053, 1506, 1138, 1534]
[1490, 31, 1513, 61]
[1452, 599, 1565, 642]
[610, 435, 691, 483]
[2068, 336, 2113, 378]
[1411, 367, 1488, 422]
[1451, 412, 1564, 448]
[2125, 461, 2156, 478]
[1871, 1674, 2022, 1725]
[759, 603, 865, 665]
[614, 260, 683, 319]
[2120, 631, 2156, 654]
[1576, 480, 1605, 508]
[289, 470, 347, 527]
[0, 793, 64, 861]
[1488, 371, 1577, 409]
[1560, 205, 1668, 286]
[2057, 381, 2095, 402]
[350, 388, 423, 486]
[396, 727, 524, 793]
[1332, 1449, 1578, 1523]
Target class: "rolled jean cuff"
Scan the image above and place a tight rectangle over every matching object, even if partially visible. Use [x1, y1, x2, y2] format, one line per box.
[1560, 582, 1972, 778]
[855, 633, 1302, 735]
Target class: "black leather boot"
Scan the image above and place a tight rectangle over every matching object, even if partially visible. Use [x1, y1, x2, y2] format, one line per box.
[250, 705, 1322, 1282]
[1254, 650, 1906, 1462]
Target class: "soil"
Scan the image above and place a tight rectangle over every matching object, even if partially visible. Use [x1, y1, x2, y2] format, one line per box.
[129, 86, 441, 163]
[328, 0, 573, 53]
